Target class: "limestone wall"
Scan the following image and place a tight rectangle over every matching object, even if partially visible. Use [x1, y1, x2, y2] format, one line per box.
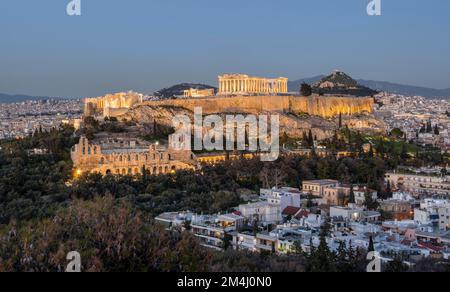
[142, 95, 373, 118]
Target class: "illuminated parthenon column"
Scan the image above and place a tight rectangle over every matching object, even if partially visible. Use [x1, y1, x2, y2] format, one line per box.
[218, 74, 288, 95]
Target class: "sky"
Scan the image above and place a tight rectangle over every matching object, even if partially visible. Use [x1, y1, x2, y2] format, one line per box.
[0, 0, 449, 98]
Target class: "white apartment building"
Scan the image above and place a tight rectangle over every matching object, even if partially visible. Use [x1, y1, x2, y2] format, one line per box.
[330, 205, 381, 223]
[260, 187, 302, 210]
[239, 201, 282, 225]
[415, 199, 450, 231]
[385, 172, 450, 196]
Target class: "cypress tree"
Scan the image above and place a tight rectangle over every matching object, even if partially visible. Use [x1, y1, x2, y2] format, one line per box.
[368, 236, 375, 252]
[349, 185, 356, 204]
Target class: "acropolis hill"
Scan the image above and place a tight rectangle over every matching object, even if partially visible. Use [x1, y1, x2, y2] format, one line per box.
[83, 73, 385, 140]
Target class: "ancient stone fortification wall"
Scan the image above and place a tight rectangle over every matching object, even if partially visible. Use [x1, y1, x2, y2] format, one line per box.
[142, 95, 373, 118]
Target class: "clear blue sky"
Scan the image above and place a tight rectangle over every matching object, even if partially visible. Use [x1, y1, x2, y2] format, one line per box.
[1, 0, 449, 98]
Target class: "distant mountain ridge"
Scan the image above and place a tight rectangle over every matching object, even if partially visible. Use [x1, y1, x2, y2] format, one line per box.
[289, 75, 450, 99]
[0, 93, 57, 103]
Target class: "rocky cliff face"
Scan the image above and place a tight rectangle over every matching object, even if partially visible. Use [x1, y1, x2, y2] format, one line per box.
[119, 95, 384, 141]
[138, 95, 374, 118]
[120, 104, 337, 140]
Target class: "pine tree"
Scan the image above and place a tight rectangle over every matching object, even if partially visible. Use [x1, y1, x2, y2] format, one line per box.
[311, 220, 335, 272]
[364, 188, 379, 211]
[336, 241, 352, 272]
[300, 83, 312, 96]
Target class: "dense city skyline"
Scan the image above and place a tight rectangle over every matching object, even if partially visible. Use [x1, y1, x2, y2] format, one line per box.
[1, 0, 450, 98]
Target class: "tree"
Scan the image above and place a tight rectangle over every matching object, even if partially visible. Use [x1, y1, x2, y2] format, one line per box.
[385, 255, 409, 273]
[364, 189, 379, 211]
[390, 128, 404, 139]
[368, 144, 374, 158]
[223, 232, 233, 250]
[308, 130, 314, 147]
[292, 241, 304, 255]
[338, 113, 343, 129]
[426, 120, 433, 133]
[434, 124, 440, 135]
[306, 193, 314, 208]
[307, 220, 335, 272]
[368, 236, 375, 252]
[300, 83, 312, 96]
[419, 124, 426, 133]
[400, 143, 409, 160]
[386, 181, 393, 199]
[183, 220, 192, 231]
[348, 185, 356, 204]
[0, 196, 211, 272]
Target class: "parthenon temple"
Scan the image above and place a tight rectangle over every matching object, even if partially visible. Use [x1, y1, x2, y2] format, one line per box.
[218, 74, 288, 95]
